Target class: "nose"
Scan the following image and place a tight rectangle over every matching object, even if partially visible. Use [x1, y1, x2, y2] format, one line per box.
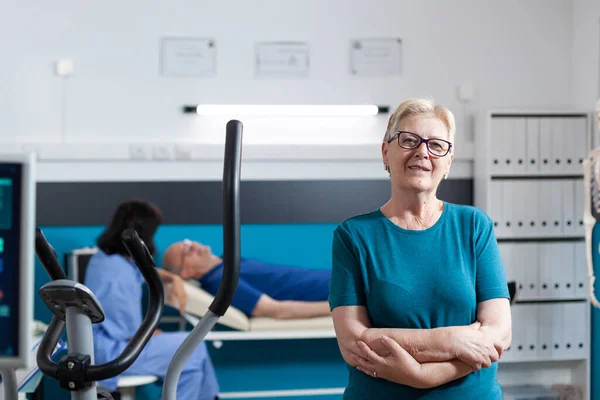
[414, 141, 429, 158]
[198, 245, 209, 255]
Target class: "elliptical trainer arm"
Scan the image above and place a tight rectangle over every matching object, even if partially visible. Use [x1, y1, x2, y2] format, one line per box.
[35, 228, 66, 281]
[35, 228, 66, 379]
[162, 119, 243, 400]
[209, 119, 242, 317]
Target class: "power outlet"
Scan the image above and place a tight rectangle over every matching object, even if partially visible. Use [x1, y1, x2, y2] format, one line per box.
[55, 59, 74, 78]
[129, 145, 151, 160]
[174, 145, 193, 160]
[153, 144, 173, 160]
[457, 83, 474, 102]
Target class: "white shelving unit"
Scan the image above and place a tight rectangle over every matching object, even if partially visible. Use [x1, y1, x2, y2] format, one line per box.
[474, 110, 593, 399]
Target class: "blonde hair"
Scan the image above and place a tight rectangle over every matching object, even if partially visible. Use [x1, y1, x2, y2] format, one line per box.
[383, 97, 456, 145]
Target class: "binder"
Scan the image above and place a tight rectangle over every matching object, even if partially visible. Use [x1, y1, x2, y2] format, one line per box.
[559, 302, 584, 359]
[548, 180, 563, 236]
[537, 303, 553, 360]
[512, 181, 526, 235]
[551, 303, 567, 360]
[564, 118, 577, 174]
[490, 181, 504, 237]
[538, 243, 554, 300]
[520, 304, 539, 361]
[513, 118, 527, 174]
[539, 118, 553, 174]
[550, 118, 566, 174]
[557, 242, 575, 299]
[562, 180, 576, 235]
[572, 117, 588, 174]
[503, 181, 514, 237]
[573, 241, 588, 299]
[491, 117, 507, 175]
[519, 243, 539, 300]
[574, 179, 585, 236]
[525, 118, 540, 174]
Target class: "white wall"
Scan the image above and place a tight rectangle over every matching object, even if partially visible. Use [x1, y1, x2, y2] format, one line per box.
[572, 0, 600, 113]
[0, 0, 579, 181]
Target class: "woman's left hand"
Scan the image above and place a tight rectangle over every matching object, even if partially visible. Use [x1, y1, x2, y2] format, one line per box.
[353, 336, 425, 387]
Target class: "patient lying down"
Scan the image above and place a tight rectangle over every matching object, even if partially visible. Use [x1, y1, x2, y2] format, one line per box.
[162, 239, 331, 320]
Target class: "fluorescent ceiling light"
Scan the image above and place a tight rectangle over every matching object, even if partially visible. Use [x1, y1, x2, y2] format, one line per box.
[183, 104, 388, 116]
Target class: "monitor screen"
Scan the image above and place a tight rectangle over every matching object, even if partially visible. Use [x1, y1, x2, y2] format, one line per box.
[0, 163, 23, 358]
[0, 153, 35, 369]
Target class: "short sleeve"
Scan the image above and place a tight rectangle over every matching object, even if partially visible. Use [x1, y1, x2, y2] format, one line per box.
[230, 278, 263, 317]
[329, 224, 366, 310]
[475, 213, 510, 303]
[84, 257, 139, 341]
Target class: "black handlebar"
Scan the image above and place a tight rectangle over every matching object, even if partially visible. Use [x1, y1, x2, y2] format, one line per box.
[36, 315, 65, 380]
[35, 227, 165, 383]
[35, 228, 66, 281]
[35, 228, 67, 380]
[209, 119, 243, 316]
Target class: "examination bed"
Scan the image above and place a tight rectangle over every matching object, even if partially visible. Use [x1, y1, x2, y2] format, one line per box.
[67, 247, 336, 340]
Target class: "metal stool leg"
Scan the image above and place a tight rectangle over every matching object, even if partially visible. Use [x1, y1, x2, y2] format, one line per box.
[119, 386, 136, 400]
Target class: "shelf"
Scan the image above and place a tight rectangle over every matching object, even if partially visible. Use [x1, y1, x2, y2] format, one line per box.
[491, 174, 583, 180]
[514, 298, 588, 304]
[474, 110, 592, 399]
[496, 235, 584, 242]
[499, 355, 589, 364]
[496, 236, 584, 242]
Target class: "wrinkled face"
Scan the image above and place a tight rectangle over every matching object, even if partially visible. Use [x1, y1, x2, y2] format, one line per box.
[177, 239, 215, 279]
[382, 115, 454, 193]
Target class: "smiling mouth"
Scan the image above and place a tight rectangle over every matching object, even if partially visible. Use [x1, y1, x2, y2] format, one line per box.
[408, 166, 430, 172]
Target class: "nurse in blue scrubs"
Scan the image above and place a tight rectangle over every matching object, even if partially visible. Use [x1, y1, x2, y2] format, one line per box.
[84, 199, 220, 400]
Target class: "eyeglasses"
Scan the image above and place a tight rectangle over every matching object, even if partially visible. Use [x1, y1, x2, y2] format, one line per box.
[388, 131, 453, 157]
[182, 238, 192, 254]
[179, 239, 193, 271]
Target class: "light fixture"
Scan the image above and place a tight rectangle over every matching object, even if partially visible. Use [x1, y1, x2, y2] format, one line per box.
[182, 104, 389, 116]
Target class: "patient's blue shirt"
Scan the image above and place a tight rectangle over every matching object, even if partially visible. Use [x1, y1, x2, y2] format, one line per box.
[199, 258, 331, 316]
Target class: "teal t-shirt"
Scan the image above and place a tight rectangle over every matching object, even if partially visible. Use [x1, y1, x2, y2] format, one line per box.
[329, 202, 509, 399]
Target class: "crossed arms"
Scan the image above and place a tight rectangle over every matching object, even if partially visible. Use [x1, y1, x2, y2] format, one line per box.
[332, 298, 511, 389]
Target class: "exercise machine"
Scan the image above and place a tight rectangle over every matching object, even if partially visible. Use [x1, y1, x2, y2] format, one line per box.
[35, 118, 242, 400]
[162, 119, 243, 399]
[0, 153, 36, 400]
[2, 117, 242, 400]
[35, 227, 165, 400]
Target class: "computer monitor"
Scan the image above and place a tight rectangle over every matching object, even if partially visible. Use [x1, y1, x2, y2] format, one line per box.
[0, 153, 35, 369]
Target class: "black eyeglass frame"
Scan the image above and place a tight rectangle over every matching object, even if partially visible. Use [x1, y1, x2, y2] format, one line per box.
[388, 131, 453, 157]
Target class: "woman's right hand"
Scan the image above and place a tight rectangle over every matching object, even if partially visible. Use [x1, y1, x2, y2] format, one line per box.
[449, 322, 503, 370]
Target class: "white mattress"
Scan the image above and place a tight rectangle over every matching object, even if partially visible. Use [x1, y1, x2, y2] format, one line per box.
[165, 280, 334, 332]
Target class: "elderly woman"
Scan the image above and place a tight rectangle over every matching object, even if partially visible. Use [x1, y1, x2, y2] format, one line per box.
[329, 98, 511, 399]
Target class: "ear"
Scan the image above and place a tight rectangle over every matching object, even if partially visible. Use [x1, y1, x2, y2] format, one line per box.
[381, 142, 389, 166]
[447, 152, 454, 171]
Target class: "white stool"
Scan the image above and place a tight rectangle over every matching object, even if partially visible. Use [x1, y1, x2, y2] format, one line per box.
[116, 375, 158, 400]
